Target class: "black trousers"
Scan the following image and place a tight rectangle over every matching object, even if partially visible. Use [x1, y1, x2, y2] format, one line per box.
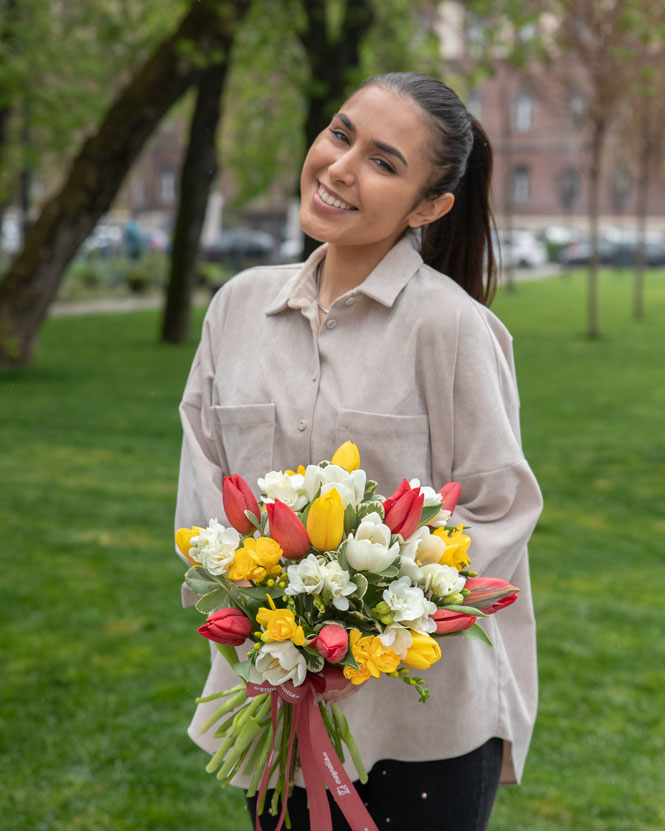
[245, 737, 503, 831]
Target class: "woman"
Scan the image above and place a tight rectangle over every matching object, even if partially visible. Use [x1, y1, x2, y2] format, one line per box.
[176, 72, 543, 831]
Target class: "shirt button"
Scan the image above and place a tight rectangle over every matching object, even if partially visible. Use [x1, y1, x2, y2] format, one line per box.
[297, 419, 307, 431]
[326, 319, 337, 329]
[345, 296, 357, 306]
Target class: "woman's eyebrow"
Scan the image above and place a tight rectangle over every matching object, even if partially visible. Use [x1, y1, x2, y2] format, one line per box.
[332, 111, 408, 168]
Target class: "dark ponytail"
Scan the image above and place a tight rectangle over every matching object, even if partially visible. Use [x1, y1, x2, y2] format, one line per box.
[360, 74, 497, 305]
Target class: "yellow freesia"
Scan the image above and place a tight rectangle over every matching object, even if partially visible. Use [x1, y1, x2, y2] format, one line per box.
[342, 629, 400, 685]
[256, 600, 306, 646]
[307, 488, 344, 551]
[402, 631, 442, 670]
[227, 537, 283, 582]
[432, 523, 471, 571]
[175, 527, 202, 565]
[285, 465, 306, 476]
[331, 440, 360, 472]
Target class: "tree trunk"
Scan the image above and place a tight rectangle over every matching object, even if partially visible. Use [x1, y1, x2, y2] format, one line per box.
[587, 119, 605, 338]
[161, 61, 235, 343]
[0, 0, 248, 370]
[299, 0, 375, 258]
[499, 67, 515, 292]
[634, 111, 652, 322]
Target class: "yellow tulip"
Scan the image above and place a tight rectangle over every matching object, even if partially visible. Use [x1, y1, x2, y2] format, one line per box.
[331, 440, 360, 472]
[306, 488, 344, 551]
[175, 527, 202, 565]
[402, 632, 442, 670]
[432, 523, 471, 571]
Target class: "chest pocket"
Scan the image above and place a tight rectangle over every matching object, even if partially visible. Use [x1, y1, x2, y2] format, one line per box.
[334, 409, 430, 491]
[211, 403, 276, 495]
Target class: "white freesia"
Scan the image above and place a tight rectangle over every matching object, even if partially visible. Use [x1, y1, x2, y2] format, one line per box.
[250, 641, 307, 687]
[322, 561, 357, 611]
[420, 563, 466, 598]
[408, 478, 451, 527]
[383, 576, 437, 634]
[377, 624, 413, 659]
[257, 470, 308, 511]
[398, 527, 446, 583]
[190, 519, 239, 576]
[284, 554, 327, 597]
[303, 464, 366, 507]
[345, 512, 400, 572]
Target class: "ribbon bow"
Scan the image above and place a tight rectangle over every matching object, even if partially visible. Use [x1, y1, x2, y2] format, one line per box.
[246, 668, 378, 831]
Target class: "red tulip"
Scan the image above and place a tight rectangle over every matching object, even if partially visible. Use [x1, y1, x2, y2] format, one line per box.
[382, 479, 424, 539]
[438, 481, 461, 516]
[222, 474, 260, 535]
[266, 500, 310, 559]
[310, 624, 349, 663]
[432, 608, 477, 635]
[463, 577, 519, 614]
[198, 608, 254, 646]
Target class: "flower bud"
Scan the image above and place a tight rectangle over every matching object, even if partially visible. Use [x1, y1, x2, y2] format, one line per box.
[382, 479, 425, 539]
[442, 591, 465, 606]
[311, 624, 349, 663]
[437, 481, 461, 515]
[222, 474, 261, 535]
[307, 488, 344, 552]
[463, 577, 519, 614]
[371, 601, 395, 625]
[402, 632, 442, 670]
[432, 608, 477, 635]
[266, 499, 310, 559]
[175, 526, 202, 565]
[331, 441, 360, 472]
[198, 608, 254, 646]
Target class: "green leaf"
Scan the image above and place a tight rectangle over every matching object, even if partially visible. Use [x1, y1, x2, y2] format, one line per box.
[185, 565, 220, 596]
[363, 480, 378, 500]
[303, 649, 325, 672]
[233, 660, 252, 682]
[337, 650, 359, 670]
[195, 587, 231, 615]
[240, 586, 286, 602]
[357, 499, 384, 521]
[418, 504, 443, 527]
[448, 623, 494, 647]
[439, 604, 488, 617]
[352, 572, 368, 600]
[343, 503, 357, 534]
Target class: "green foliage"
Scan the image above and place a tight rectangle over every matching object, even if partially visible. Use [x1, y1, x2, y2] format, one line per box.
[1, 278, 664, 828]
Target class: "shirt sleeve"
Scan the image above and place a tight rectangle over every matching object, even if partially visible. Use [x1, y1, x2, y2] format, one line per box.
[174, 289, 230, 567]
[429, 302, 543, 582]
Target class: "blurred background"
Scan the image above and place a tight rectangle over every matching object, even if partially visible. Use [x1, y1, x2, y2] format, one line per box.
[1, 2, 664, 830]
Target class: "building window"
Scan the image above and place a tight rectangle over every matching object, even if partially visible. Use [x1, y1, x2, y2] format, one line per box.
[559, 167, 581, 210]
[513, 165, 530, 205]
[467, 88, 482, 121]
[515, 89, 533, 132]
[160, 170, 177, 205]
[568, 92, 586, 129]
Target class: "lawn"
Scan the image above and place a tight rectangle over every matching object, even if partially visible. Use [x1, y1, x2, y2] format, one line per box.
[1, 267, 664, 830]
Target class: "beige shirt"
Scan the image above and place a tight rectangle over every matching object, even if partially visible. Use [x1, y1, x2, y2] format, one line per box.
[175, 234, 543, 785]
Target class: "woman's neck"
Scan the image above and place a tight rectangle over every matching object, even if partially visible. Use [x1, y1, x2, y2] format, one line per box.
[317, 236, 401, 311]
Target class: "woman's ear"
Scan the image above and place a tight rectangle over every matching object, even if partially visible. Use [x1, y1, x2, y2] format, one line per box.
[407, 192, 455, 229]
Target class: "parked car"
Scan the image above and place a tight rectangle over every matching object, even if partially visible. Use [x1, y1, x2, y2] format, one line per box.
[493, 229, 548, 268]
[79, 223, 124, 258]
[558, 238, 665, 267]
[200, 228, 275, 268]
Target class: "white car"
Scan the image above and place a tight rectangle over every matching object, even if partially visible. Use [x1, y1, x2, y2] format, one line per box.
[494, 229, 548, 268]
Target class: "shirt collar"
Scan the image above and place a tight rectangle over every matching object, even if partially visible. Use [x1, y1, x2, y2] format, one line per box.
[265, 233, 423, 316]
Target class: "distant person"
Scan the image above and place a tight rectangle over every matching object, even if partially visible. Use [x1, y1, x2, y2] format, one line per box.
[124, 213, 144, 260]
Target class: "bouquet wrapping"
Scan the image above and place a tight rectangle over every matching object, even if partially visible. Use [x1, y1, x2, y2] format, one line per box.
[176, 441, 518, 831]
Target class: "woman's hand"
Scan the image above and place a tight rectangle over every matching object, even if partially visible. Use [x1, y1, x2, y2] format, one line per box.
[323, 679, 360, 704]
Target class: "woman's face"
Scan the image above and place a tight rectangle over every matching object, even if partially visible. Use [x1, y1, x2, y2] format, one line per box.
[299, 84, 448, 256]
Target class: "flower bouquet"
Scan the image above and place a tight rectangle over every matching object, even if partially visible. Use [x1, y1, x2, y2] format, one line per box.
[176, 441, 518, 831]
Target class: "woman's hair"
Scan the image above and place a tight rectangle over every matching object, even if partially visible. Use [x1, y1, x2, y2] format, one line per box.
[359, 72, 497, 305]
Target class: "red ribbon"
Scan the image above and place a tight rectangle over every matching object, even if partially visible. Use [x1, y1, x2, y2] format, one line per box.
[246, 668, 379, 831]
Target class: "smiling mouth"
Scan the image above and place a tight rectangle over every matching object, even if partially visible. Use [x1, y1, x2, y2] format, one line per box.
[316, 183, 356, 211]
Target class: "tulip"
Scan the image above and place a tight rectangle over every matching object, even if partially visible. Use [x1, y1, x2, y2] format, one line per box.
[175, 526, 202, 565]
[402, 632, 442, 670]
[331, 441, 360, 472]
[222, 474, 261, 535]
[310, 624, 349, 663]
[382, 479, 425, 539]
[306, 488, 344, 552]
[438, 481, 461, 515]
[266, 499, 310, 559]
[198, 608, 254, 646]
[462, 577, 519, 614]
[432, 608, 477, 635]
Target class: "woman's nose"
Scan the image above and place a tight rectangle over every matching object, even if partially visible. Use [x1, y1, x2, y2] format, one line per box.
[328, 150, 355, 185]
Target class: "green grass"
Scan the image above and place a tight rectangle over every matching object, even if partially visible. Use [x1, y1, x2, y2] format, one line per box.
[1, 267, 664, 830]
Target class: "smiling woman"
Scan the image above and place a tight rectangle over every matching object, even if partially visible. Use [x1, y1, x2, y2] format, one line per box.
[175, 72, 541, 831]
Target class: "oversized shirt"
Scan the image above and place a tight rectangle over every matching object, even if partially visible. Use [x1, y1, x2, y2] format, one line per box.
[175, 233, 543, 786]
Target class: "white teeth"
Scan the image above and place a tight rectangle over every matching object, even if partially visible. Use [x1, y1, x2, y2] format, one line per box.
[318, 184, 353, 210]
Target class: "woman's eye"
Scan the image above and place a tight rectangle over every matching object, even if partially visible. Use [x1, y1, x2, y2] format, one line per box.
[373, 158, 396, 174]
[329, 128, 350, 144]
